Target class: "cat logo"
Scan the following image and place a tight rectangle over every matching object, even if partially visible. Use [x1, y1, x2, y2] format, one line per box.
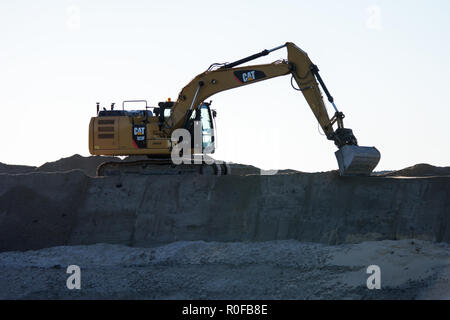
[132, 124, 146, 148]
[134, 127, 145, 136]
[242, 71, 256, 82]
[233, 70, 266, 84]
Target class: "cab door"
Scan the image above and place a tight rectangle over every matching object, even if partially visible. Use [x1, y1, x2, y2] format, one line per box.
[199, 104, 216, 154]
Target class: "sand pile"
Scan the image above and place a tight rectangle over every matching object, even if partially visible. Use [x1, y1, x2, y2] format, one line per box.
[0, 239, 448, 299]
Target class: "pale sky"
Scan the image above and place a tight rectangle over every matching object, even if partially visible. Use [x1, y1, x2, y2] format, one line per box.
[1, 0, 449, 171]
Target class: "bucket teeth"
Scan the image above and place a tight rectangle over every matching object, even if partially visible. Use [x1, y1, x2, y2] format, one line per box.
[335, 145, 381, 176]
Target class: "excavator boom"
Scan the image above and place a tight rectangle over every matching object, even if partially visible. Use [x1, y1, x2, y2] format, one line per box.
[165, 42, 380, 175]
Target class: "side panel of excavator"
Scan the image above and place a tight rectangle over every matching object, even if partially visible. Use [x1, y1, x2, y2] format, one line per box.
[89, 104, 217, 158]
[89, 116, 172, 156]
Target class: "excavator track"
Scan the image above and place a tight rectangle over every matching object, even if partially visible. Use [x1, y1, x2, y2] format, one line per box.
[96, 158, 231, 177]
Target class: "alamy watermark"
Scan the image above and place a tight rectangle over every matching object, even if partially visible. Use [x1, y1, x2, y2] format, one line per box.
[66, 265, 81, 290]
[66, 5, 81, 31]
[170, 121, 279, 175]
[366, 265, 381, 289]
[365, 5, 382, 30]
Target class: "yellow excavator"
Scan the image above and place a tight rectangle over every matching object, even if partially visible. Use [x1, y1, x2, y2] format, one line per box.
[89, 42, 380, 176]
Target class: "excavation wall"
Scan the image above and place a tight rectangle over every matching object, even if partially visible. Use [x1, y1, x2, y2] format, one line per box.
[0, 170, 448, 252]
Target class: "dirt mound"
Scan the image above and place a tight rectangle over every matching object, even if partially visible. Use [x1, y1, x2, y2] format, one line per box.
[226, 163, 261, 175]
[0, 155, 265, 177]
[2, 154, 449, 178]
[0, 154, 120, 176]
[0, 163, 35, 174]
[383, 163, 450, 177]
[37, 154, 119, 177]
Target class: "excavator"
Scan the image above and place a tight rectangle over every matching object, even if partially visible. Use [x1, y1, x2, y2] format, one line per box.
[89, 42, 380, 176]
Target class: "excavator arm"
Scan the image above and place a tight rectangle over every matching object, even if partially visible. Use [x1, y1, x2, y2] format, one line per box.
[168, 43, 340, 137]
[169, 44, 328, 134]
[163, 42, 380, 176]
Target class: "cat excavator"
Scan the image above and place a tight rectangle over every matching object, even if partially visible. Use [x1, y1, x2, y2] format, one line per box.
[89, 42, 380, 176]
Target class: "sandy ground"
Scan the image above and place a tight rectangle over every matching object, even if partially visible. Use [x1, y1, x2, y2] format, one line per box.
[0, 239, 448, 300]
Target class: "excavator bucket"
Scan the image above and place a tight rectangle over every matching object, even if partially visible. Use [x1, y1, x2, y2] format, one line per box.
[335, 145, 381, 176]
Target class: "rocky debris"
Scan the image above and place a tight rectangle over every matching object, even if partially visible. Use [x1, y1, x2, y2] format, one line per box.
[0, 239, 448, 299]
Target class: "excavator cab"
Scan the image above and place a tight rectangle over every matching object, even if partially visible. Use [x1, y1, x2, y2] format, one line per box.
[186, 103, 216, 154]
